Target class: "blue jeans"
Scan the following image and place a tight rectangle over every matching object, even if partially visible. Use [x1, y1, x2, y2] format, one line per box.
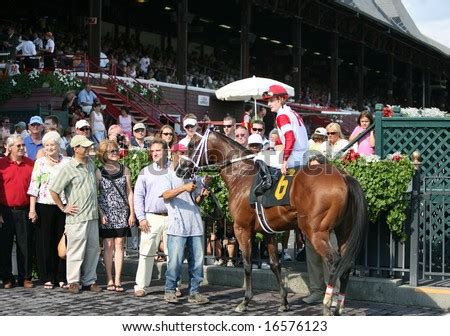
[165, 235, 204, 295]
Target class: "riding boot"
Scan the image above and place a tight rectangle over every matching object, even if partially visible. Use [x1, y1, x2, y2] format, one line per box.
[254, 160, 272, 196]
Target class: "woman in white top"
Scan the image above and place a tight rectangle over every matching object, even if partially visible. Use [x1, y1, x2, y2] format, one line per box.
[320, 123, 349, 158]
[118, 106, 132, 140]
[27, 131, 70, 289]
[90, 102, 106, 142]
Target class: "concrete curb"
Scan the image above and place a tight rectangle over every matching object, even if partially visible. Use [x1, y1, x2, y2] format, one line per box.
[109, 257, 450, 310]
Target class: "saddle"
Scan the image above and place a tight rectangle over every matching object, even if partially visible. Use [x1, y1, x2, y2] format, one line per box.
[250, 164, 301, 208]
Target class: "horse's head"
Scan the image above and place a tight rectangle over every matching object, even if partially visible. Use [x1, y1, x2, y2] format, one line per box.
[175, 133, 204, 179]
[175, 128, 253, 179]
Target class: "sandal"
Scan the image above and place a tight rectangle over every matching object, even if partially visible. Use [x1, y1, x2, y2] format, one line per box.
[115, 285, 125, 292]
[44, 282, 54, 289]
[106, 284, 116, 291]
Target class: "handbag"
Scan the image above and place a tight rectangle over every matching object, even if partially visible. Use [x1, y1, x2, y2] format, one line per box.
[57, 234, 67, 260]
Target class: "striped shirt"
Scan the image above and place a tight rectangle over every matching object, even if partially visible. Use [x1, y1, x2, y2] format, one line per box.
[49, 158, 98, 224]
[134, 162, 170, 222]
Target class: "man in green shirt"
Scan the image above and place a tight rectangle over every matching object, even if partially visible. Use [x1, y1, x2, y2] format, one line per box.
[50, 135, 102, 294]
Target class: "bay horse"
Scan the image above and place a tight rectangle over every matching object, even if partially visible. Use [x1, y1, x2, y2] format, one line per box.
[176, 129, 368, 316]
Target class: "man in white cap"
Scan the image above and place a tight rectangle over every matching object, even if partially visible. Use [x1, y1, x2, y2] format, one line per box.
[66, 120, 98, 157]
[49, 135, 102, 294]
[247, 133, 263, 154]
[178, 114, 202, 147]
[130, 123, 149, 149]
[24, 116, 43, 160]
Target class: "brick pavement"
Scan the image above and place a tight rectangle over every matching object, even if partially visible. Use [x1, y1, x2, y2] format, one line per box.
[0, 277, 446, 316]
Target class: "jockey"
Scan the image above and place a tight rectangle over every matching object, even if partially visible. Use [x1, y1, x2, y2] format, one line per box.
[254, 85, 308, 195]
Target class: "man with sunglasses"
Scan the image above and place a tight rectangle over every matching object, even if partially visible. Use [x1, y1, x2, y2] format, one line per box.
[222, 116, 236, 139]
[23, 116, 44, 161]
[66, 120, 97, 157]
[0, 135, 34, 289]
[250, 119, 269, 150]
[178, 114, 202, 147]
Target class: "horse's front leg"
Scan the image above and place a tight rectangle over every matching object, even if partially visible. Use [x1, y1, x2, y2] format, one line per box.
[266, 234, 289, 312]
[234, 227, 253, 313]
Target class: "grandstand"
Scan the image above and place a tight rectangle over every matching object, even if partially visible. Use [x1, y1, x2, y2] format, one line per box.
[1, 0, 449, 122]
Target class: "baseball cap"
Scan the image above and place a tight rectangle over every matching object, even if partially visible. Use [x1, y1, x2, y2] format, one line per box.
[29, 116, 43, 125]
[262, 85, 288, 100]
[313, 127, 327, 137]
[183, 118, 197, 127]
[70, 135, 94, 148]
[248, 134, 263, 145]
[133, 123, 146, 131]
[75, 119, 90, 129]
[15, 121, 27, 129]
[171, 143, 187, 153]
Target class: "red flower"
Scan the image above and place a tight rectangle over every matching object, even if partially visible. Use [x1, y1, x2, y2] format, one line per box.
[383, 106, 393, 117]
[342, 149, 360, 163]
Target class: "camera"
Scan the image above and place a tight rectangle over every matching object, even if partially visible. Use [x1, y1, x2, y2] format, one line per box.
[116, 134, 127, 149]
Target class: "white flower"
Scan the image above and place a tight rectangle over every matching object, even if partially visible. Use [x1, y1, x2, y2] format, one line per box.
[363, 154, 380, 163]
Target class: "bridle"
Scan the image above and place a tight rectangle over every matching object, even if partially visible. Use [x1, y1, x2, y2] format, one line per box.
[178, 128, 256, 177]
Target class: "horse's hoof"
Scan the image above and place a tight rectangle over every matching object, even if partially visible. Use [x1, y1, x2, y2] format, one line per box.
[322, 306, 333, 316]
[278, 305, 290, 312]
[334, 306, 344, 316]
[235, 303, 247, 313]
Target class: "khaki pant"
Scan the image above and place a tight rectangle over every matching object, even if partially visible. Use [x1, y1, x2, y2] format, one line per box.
[65, 219, 100, 286]
[305, 231, 340, 294]
[134, 214, 168, 292]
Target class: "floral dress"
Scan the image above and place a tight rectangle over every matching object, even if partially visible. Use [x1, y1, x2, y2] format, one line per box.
[98, 164, 131, 238]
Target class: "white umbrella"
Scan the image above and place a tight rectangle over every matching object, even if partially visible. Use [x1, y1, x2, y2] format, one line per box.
[215, 76, 295, 118]
[215, 75, 295, 101]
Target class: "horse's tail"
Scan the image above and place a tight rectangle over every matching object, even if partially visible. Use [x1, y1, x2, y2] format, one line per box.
[334, 175, 368, 280]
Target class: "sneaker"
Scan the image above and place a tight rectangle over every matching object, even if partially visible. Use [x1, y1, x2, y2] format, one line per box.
[187, 293, 209, 304]
[226, 260, 234, 267]
[68, 283, 80, 294]
[261, 261, 270, 269]
[164, 292, 179, 304]
[302, 292, 323, 304]
[282, 251, 292, 262]
[214, 259, 224, 266]
[134, 289, 146, 297]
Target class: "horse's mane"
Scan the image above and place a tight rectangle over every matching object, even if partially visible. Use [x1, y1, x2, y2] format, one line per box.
[209, 130, 253, 156]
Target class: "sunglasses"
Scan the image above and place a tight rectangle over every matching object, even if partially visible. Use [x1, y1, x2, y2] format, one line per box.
[30, 123, 41, 127]
[80, 127, 91, 132]
[223, 125, 233, 128]
[185, 125, 195, 129]
[108, 149, 119, 154]
[252, 128, 263, 132]
[15, 144, 25, 148]
[134, 129, 145, 133]
[162, 132, 173, 136]
[327, 132, 337, 135]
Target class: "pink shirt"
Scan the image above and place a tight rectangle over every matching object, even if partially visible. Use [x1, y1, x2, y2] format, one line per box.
[350, 125, 374, 155]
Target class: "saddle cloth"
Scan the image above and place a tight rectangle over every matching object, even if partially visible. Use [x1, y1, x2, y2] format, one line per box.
[249, 167, 301, 208]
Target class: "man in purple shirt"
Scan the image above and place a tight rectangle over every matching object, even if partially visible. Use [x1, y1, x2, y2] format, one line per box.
[133, 138, 169, 297]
